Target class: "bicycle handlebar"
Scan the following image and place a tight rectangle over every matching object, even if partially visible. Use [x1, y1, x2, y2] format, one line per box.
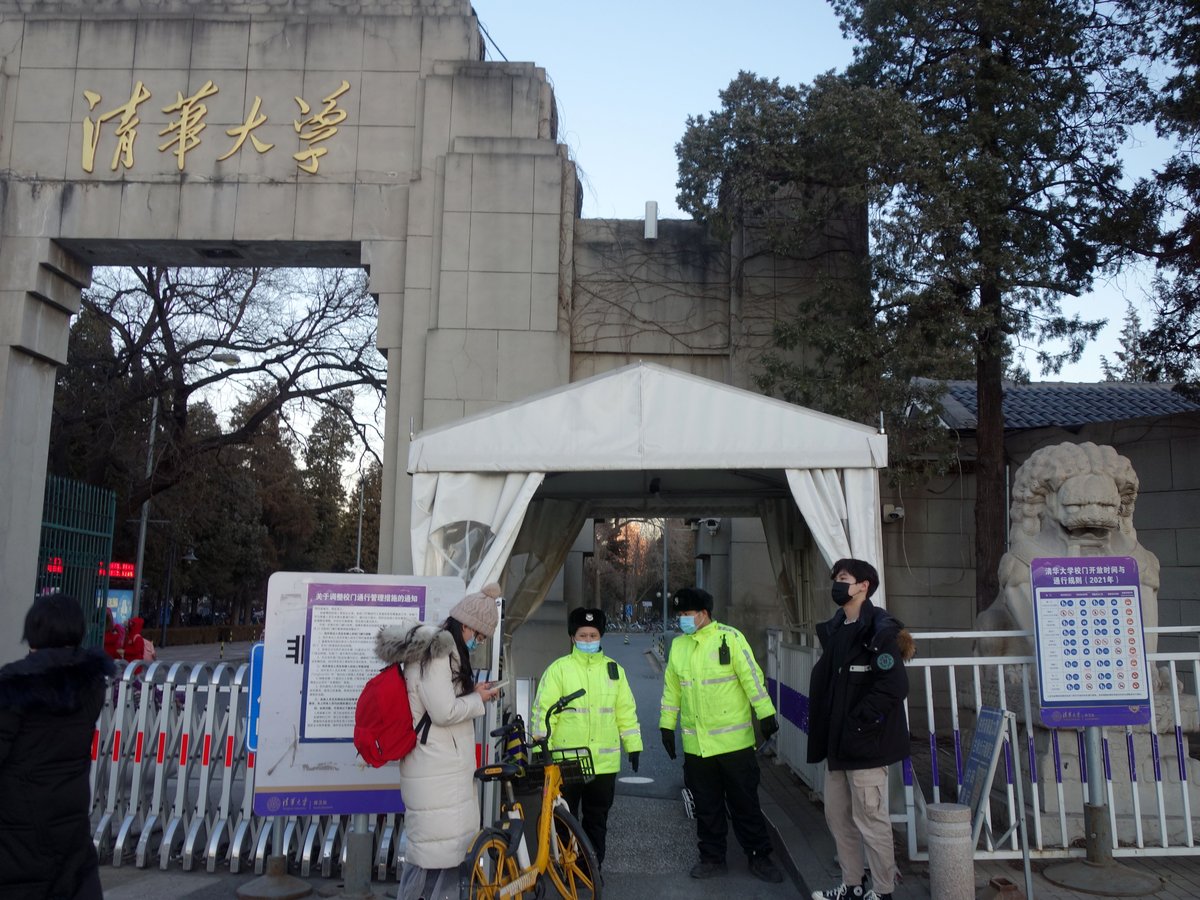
[536, 687, 585, 750]
[552, 688, 585, 712]
[490, 687, 587, 757]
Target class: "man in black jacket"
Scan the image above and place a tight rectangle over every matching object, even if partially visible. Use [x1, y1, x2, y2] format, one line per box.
[807, 559, 912, 900]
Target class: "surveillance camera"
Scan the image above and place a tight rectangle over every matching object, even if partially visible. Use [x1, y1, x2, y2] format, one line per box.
[703, 517, 721, 536]
[883, 504, 905, 523]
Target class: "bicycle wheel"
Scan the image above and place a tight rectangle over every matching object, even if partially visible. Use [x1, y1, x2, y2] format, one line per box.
[462, 829, 522, 900]
[546, 808, 600, 900]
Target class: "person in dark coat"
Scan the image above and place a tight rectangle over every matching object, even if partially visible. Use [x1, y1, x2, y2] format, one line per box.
[0, 594, 114, 900]
[807, 559, 915, 900]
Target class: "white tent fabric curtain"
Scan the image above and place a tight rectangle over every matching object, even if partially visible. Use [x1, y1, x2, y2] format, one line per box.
[410, 471, 545, 586]
[786, 467, 886, 606]
[411, 479, 587, 684]
[758, 498, 803, 634]
[497, 498, 591, 641]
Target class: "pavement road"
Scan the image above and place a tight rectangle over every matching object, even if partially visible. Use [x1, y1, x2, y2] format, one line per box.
[592, 632, 799, 899]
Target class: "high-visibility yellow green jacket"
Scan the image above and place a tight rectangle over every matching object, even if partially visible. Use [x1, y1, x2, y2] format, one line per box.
[659, 621, 775, 757]
[531, 647, 643, 775]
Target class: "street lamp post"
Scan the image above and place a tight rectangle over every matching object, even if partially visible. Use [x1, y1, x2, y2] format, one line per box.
[130, 396, 159, 620]
[661, 517, 670, 629]
[160, 541, 197, 647]
[348, 479, 366, 573]
[354, 476, 365, 571]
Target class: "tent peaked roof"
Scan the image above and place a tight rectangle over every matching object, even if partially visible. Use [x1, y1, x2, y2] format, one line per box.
[408, 362, 888, 473]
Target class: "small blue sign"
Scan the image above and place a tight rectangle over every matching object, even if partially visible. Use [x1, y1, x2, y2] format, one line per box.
[960, 706, 1005, 821]
[247, 642, 264, 753]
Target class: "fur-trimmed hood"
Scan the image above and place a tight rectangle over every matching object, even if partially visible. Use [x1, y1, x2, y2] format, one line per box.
[0, 646, 114, 714]
[375, 622, 457, 667]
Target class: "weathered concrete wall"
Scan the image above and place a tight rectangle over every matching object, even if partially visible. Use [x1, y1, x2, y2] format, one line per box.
[569, 216, 836, 390]
[0, 3, 575, 664]
[0, 2, 470, 15]
[571, 218, 730, 380]
[882, 414, 1200, 649]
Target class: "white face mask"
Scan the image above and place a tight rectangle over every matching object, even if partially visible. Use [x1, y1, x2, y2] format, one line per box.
[679, 615, 698, 634]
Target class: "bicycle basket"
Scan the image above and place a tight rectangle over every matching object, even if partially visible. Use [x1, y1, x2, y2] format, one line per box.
[547, 746, 594, 785]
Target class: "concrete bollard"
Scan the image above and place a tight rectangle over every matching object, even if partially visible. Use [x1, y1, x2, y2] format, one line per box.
[927, 802, 974, 900]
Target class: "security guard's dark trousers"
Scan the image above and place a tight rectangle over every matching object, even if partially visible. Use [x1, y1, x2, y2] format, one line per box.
[562, 772, 616, 865]
[683, 746, 772, 862]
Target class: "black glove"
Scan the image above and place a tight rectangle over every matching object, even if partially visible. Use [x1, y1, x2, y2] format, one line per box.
[759, 715, 779, 741]
[660, 728, 677, 760]
[629, 751, 640, 772]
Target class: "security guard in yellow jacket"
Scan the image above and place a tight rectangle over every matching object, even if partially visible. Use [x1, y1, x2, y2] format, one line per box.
[531, 607, 642, 866]
[660, 587, 784, 883]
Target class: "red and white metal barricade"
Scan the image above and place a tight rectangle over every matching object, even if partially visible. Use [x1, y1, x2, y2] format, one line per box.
[229, 717, 259, 874]
[135, 661, 188, 868]
[158, 662, 214, 869]
[206, 662, 250, 872]
[112, 660, 170, 865]
[182, 662, 234, 870]
[93, 659, 148, 859]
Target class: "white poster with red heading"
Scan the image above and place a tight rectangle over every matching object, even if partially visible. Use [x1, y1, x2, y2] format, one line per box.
[253, 572, 465, 817]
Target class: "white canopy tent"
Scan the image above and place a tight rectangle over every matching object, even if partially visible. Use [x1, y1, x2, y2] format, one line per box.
[407, 362, 890, 643]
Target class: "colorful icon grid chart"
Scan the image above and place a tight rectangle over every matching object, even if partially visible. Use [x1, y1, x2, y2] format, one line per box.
[1030, 556, 1151, 727]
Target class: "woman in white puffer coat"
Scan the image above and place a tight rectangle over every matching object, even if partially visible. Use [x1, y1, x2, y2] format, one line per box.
[376, 584, 501, 900]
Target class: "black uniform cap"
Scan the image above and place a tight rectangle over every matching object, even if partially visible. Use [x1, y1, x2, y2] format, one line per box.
[671, 587, 713, 614]
[568, 606, 606, 636]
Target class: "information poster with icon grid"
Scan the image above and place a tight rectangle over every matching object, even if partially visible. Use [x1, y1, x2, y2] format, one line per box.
[1030, 556, 1150, 727]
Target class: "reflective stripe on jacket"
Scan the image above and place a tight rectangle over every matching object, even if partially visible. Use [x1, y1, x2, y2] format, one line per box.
[531, 647, 643, 775]
[659, 621, 775, 757]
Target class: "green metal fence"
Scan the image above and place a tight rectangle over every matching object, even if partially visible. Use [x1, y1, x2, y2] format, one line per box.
[35, 475, 116, 648]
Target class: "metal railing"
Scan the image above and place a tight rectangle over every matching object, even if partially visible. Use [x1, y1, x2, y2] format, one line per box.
[88, 660, 406, 879]
[769, 627, 1200, 862]
[37, 475, 116, 648]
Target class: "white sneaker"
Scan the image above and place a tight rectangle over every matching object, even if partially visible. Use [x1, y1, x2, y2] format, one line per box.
[811, 885, 865, 900]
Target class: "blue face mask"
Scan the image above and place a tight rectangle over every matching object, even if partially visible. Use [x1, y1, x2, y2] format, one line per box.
[465, 636, 479, 652]
[575, 640, 601, 654]
[679, 615, 698, 634]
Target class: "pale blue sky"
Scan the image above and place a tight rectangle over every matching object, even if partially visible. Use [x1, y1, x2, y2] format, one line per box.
[474, 2, 1168, 382]
[475, 2, 851, 219]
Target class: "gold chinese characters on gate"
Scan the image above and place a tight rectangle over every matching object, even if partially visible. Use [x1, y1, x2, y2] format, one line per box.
[81, 79, 352, 175]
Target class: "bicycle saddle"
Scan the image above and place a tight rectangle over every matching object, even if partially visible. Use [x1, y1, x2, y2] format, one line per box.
[474, 762, 524, 782]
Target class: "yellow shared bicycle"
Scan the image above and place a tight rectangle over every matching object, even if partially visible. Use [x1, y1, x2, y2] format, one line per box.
[460, 688, 601, 900]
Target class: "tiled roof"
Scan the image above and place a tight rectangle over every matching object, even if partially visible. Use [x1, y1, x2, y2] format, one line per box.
[921, 380, 1200, 430]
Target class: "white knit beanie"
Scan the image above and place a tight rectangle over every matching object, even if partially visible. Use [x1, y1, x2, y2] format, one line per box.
[448, 583, 501, 635]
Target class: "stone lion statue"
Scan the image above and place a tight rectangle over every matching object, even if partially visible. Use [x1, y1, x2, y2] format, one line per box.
[975, 441, 1161, 674]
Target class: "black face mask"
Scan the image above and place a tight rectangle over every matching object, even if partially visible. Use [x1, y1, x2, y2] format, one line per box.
[831, 582, 853, 606]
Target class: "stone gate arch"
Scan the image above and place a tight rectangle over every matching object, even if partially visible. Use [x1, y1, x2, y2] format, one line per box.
[0, 1, 577, 661]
